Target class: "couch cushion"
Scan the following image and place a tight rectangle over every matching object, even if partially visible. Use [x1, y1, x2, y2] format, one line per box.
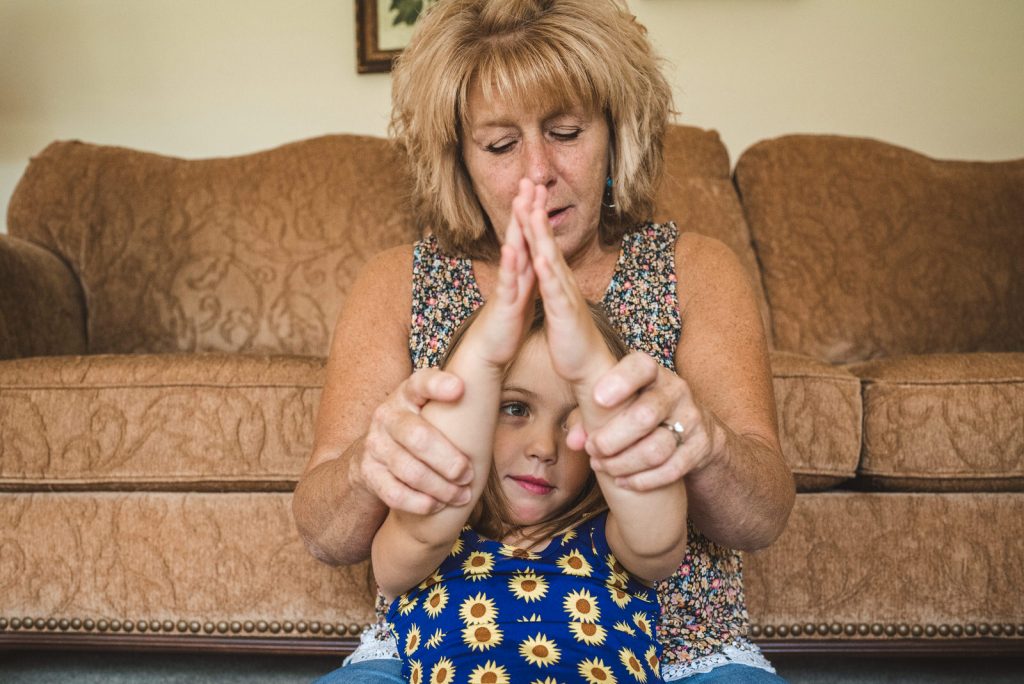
[771, 352, 862, 491]
[7, 136, 419, 356]
[735, 135, 1024, 363]
[0, 354, 322, 489]
[744, 492, 1024, 632]
[847, 353, 1024, 492]
[655, 126, 771, 334]
[0, 492, 374, 629]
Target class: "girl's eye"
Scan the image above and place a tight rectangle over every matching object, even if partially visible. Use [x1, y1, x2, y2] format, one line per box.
[500, 401, 529, 418]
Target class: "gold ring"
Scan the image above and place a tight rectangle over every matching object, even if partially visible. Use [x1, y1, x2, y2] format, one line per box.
[660, 420, 686, 447]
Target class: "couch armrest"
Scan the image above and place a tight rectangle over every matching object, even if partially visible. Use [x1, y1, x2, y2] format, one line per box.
[0, 234, 86, 359]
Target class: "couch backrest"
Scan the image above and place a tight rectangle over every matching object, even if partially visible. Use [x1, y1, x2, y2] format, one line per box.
[736, 135, 1024, 363]
[655, 125, 771, 334]
[8, 126, 762, 357]
[8, 135, 419, 356]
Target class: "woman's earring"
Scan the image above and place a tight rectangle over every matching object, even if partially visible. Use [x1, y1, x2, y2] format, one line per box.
[602, 176, 616, 209]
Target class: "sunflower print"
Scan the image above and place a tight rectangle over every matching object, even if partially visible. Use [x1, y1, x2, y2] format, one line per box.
[462, 622, 503, 651]
[387, 512, 662, 682]
[430, 656, 455, 684]
[560, 528, 577, 545]
[499, 544, 540, 561]
[605, 554, 630, 588]
[509, 570, 548, 602]
[519, 633, 561, 668]
[608, 585, 632, 609]
[404, 623, 421, 656]
[449, 536, 464, 557]
[419, 571, 444, 591]
[563, 588, 600, 623]
[424, 628, 445, 649]
[619, 647, 648, 682]
[462, 551, 495, 580]
[556, 549, 593, 577]
[459, 592, 498, 624]
[397, 595, 419, 616]
[409, 659, 423, 684]
[569, 621, 607, 646]
[579, 657, 618, 684]
[644, 645, 660, 677]
[531, 678, 560, 684]
[631, 612, 651, 636]
[468, 660, 511, 684]
[423, 584, 449, 618]
[613, 621, 637, 636]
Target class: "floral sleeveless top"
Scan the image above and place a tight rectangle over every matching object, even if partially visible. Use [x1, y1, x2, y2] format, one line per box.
[400, 223, 758, 670]
[387, 513, 663, 683]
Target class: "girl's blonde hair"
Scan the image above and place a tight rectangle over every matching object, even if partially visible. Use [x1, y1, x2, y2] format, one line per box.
[441, 300, 629, 546]
[391, 0, 674, 260]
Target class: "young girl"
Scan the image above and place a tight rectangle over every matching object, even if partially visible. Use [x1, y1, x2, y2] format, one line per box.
[371, 183, 689, 683]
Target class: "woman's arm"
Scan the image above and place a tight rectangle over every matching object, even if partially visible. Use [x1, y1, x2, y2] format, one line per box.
[292, 246, 474, 567]
[583, 233, 795, 551]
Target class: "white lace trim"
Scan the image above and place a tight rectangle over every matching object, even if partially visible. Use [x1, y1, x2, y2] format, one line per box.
[341, 622, 399, 666]
[345, 624, 775, 678]
[662, 640, 776, 680]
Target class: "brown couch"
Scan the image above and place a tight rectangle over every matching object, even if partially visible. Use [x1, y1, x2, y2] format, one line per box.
[1, 126, 1021, 657]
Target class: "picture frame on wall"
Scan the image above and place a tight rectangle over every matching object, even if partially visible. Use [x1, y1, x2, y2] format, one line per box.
[356, 0, 434, 73]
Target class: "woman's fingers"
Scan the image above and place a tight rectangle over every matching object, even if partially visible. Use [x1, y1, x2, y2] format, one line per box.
[359, 369, 475, 514]
[585, 354, 679, 458]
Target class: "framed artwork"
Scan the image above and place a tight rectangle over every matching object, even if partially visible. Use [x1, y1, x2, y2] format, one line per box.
[356, 0, 435, 73]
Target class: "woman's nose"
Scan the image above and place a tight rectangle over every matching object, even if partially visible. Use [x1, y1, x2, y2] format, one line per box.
[523, 139, 555, 187]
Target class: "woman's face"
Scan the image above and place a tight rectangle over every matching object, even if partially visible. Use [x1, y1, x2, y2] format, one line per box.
[492, 335, 591, 531]
[462, 82, 610, 266]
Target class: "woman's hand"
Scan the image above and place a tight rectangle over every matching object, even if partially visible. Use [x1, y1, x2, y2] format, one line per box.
[514, 180, 616, 387]
[576, 353, 718, 491]
[354, 367, 475, 515]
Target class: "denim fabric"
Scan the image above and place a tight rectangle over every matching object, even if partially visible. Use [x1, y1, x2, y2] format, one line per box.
[312, 658, 403, 684]
[676, 663, 789, 683]
[314, 659, 786, 683]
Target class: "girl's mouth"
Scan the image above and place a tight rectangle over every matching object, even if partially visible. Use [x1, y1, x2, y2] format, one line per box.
[546, 206, 571, 225]
[510, 475, 554, 495]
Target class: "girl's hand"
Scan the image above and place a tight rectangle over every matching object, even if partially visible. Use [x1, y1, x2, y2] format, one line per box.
[463, 180, 537, 367]
[514, 181, 616, 386]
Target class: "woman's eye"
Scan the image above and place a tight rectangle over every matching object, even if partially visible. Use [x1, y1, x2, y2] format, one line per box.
[500, 402, 529, 418]
[485, 140, 515, 154]
[550, 128, 582, 141]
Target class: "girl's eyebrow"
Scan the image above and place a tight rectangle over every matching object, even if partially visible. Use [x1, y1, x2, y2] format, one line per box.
[502, 385, 538, 398]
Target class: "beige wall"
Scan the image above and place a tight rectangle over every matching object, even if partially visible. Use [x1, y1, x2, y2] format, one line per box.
[3, 0, 1023, 231]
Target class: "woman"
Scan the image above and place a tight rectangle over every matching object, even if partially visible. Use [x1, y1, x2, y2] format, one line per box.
[293, 0, 795, 681]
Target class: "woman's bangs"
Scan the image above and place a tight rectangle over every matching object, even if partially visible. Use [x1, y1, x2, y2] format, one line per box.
[472, 37, 601, 118]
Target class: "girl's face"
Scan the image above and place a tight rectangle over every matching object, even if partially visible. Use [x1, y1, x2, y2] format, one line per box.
[492, 335, 591, 534]
[461, 82, 610, 268]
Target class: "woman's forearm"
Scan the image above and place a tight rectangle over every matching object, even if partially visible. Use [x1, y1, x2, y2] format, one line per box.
[292, 438, 388, 566]
[686, 414, 795, 551]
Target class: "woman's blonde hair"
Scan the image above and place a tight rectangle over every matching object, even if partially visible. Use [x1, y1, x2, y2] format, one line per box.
[441, 300, 629, 546]
[391, 0, 674, 259]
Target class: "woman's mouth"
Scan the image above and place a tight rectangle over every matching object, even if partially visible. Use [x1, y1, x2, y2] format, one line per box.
[510, 475, 554, 495]
[546, 206, 571, 227]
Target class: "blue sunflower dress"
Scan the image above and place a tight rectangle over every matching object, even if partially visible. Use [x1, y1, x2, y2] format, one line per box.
[387, 512, 663, 684]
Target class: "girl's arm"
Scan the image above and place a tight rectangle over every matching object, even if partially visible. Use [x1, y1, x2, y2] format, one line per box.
[521, 187, 688, 583]
[371, 204, 536, 600]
